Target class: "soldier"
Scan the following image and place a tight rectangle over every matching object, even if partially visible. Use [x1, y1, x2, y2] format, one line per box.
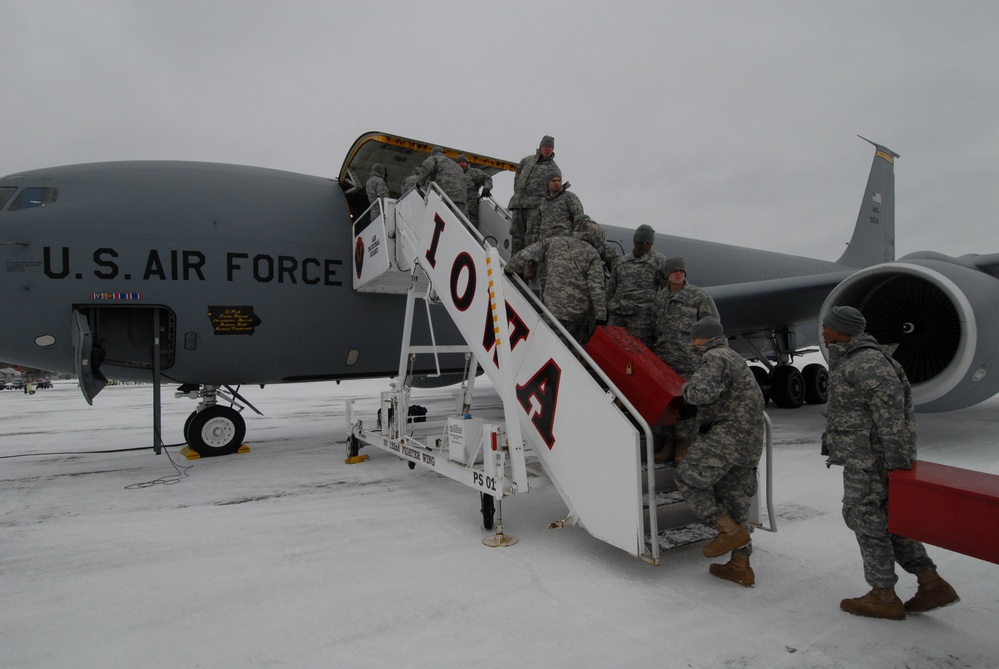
[652, 256, 719, 462]
[674, 316, 764, 587]
[456, 154, 493, 229]
[416, 146, 467, 216]
[365, 163, 389, 204]
[822, 306, 960, 619]
[509, 135, 559, 253]
[537, 167, 583, 241]
[400, 167, 420, 197]
[606, 224, 668, 347]
[505, 218, 607, 344]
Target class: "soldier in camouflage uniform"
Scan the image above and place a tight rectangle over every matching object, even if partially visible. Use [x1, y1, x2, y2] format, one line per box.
[509, 135, 559, 253]
[606, 224, 667, 347]
[400, 168, 420, 197]
[822, 306, 959, 620]
[675, 316, 764, 586]
[537, 167, 584, 241]
[505, 218, 606, 344]
[456, 154, 493, 229]
[365, 163, 389, 204]
[652, 256, 719, 462]
[417, 146, 467, 217]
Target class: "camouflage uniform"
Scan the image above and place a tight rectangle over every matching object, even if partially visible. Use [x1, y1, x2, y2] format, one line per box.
[653, 283, 719, 378]
[538, 183, 583, 241]
[823, 333, 935, 590]
[461, 163, 493, 229]
[509, 149, 559, 253]
[600, 241, 624, 274]
[400, 173, 419, 197]
[417, 152, 467, 216]
[675, 335, 765, 556]
[607, 249, 669, 347]
[365, 175, 389, 203]
[506, 221, 606, 343]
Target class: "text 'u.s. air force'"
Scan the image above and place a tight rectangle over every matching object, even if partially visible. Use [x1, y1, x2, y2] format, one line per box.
[40, 247, 343, 285]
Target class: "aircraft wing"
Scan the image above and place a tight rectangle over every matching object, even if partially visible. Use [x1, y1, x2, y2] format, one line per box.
[706, 270, 855, 335]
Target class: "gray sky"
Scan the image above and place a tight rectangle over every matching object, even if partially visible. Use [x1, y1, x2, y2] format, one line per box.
[4, 1, 998, 260]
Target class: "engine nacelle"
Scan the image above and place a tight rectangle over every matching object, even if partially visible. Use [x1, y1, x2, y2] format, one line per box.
[820, 253, 999, 412]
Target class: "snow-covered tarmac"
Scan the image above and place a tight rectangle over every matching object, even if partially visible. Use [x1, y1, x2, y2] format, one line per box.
[2, 380, 997, 668]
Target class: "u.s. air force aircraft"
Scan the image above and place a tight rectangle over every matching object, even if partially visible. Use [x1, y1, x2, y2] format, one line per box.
[2, 133, 997, 456]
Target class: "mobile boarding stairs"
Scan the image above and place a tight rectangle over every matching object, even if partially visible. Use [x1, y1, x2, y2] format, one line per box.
[346, 186, 775, 564]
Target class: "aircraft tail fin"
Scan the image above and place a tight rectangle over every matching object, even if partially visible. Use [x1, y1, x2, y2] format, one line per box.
[836, 137, 900, 267]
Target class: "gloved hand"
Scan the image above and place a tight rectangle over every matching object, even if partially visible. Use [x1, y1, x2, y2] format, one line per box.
[670, 396, 698, 421]
[820, 432, 830, 456]
[481, 189, 491, 198]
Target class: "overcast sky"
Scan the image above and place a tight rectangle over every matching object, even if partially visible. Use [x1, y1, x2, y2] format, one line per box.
[4, 1, 998, 260]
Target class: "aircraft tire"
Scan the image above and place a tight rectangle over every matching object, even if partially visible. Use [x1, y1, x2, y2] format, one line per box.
[802, 363, 829, 405]
[186, 406, 245, 457]
[770, 365, 805, 409]
[346, 434, 360, 459]
[183, 411, 196, 444]
[749, 366, 771, 406]
[481, 492, 495, 531]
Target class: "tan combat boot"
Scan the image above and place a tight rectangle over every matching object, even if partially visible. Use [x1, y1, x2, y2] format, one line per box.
[673, 439, 689, 463]
[653, 437, 675, 464]
[709, 551, 755, 587]
[702, 515, 751, 558]
[904, 570, 960, 613]
[840, 588, 905, 620]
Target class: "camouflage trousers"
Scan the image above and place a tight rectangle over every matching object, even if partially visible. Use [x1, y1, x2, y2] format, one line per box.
[607, 312, 656, 348]
[510, 206, 541, 254]
[842, 467, 935, 589]
[467, 198, 480, 228]
[676, 461, 757, 556]
[558, 315, 594, 345]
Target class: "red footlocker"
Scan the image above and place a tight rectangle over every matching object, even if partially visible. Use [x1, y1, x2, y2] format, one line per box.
[889, 460, 999, 565]
[584, 325, 685, 426]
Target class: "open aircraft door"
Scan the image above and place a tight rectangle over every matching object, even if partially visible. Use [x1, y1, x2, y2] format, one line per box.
[72, 309, 108, 405]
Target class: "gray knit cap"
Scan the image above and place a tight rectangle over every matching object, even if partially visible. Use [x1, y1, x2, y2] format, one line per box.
[455, 154, 468, 163]
[634, 224, 656, 243]
[664, 256, 687, 275]
[690, 316, 724, 340]
[545, 166, 562, 182]
[431, 146, 444, 156]
[371, 163, 386, 177]
[539, 135, 555, 148]
[823, 306, 866, 336]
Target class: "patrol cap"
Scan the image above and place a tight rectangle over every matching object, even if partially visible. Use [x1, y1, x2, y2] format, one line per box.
[664, 256, 687, 275]
[634, 224, 656, 243]
[690, 316, 724, 340]
[823, 306, 866, 336]
[540, 135, 555, 148]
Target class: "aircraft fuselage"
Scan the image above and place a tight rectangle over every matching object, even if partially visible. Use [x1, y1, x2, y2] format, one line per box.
[0, 161, 443, 386]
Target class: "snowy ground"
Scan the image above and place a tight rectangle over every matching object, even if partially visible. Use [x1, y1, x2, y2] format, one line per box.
[2, 379, 997, 669]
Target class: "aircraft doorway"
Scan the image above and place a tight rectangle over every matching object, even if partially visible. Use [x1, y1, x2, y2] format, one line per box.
[73, 306, 176, 402]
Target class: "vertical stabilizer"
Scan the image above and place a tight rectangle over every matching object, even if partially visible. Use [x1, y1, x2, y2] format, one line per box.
[836, 137, 899, 267]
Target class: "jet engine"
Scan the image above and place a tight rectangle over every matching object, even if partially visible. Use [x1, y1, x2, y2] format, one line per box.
[820, 252, 999, 412]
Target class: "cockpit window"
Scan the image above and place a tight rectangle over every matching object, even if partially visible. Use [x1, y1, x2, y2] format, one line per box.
[7, 186, 58, 211]
[0, 186, 16, 210]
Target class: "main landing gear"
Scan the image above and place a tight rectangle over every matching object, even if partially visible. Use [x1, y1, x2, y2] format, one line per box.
[751, 363, 828, 409]
[177, 384, 248, 457]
